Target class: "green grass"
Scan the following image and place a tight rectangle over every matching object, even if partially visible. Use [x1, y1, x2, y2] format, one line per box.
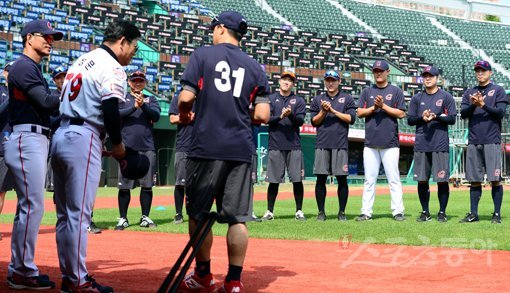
[1, 186, 509, 250]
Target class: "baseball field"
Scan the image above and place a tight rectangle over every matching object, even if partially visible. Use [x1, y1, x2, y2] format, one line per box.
[0, 182, 508, 291]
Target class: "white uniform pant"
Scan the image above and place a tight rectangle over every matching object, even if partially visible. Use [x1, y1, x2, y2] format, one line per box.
[361, 147, 404, 216]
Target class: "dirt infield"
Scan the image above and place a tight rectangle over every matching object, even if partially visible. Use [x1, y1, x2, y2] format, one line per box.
[0, 223, 508, 292]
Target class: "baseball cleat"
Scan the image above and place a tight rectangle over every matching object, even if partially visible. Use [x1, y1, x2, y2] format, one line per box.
[316, 211, 326, 221]
[295, 210, 306, 221]
[416, 211, 431, 222]
[7, 272, 55, 290]
[437, 212, 448, 223]
[60, 275, 113, 293]
[114, 217, 129, 230]
[393, 213, 406, 221]
[87, 221, 102, 234]
[337, 212, 347, 222]
[173, 213, 184, 224]
[220, 280, 243, 293]
[251, 212, 262, 222]
[261, 210, 274, 221]
[459, 212, 479, 223]
[355, 214, 372, 221]
[140, 215, 157, 228]
[491, 213, 501, 224]
[178, 270, 218, 292]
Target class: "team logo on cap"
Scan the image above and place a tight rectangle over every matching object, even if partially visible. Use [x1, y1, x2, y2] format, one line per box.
[438, 170, 446, 179]
[488, 90, 495, 97]
[436, 99, 443, 107]
[290, 99, 296, 104]
[495, 169, 501, 177]
[47, 21, 52, 29]
[338, 97, 345, 103]
[375, 61, 381, 66]
[425, 66, 432, 71]
[385, 94, 393, 101]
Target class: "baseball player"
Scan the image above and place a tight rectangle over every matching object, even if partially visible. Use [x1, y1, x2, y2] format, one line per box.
[177, 11, 270, 293]
[261, 71, 306, 221]
[115, 70, 160, 230]
[0, 61, 15, 241]
[4, 20, 62, 290]
[356, 60, 406, 221]
[169, 94, 194, 225]
[51, 20, 140, 292]
[45, 65, 67, 193]
[407, 66, 456, 222]
[310, 70, 357, 221]
[459, 60, 507, 224]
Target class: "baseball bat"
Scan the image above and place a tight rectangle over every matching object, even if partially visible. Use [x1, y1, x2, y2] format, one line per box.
[158, 212, 218, 293]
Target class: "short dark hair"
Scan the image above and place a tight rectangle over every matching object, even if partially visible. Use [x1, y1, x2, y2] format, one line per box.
[226, 28, 243, 42]
[103, 20, 141, 44]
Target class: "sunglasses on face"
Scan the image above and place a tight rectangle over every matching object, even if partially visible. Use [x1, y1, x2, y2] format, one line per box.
[31, 33, 54, 43]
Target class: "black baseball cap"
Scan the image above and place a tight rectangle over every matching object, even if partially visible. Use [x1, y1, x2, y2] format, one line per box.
[372, 60, 389, 71]
[52, 65, 67, 78]
[129, 70, 146, 81]
[324, 70, 340, 80]
[474, 60, 491, 71]
[421, 66, 439, 77]
[209, 11, 248, 35]
[3, 61, 14, 72]
[21, 19, 64, 41]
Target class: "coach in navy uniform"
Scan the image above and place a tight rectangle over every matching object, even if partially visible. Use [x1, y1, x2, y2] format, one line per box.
[460, 60, 507, 224]
[115, 70, 161, 230]
[261, 71, 307, 221]
[407, 66, 456, 222]
[310, 70, 357, 221]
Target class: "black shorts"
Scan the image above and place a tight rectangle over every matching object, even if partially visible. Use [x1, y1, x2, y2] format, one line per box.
[185, 158, 253, 224]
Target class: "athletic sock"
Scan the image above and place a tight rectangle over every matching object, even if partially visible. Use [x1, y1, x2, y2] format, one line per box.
[336, 176, 348, 213]
[470, 185, 482, 215]
[140, 187, 153, 217]
[315, 175, 328, 212]
[118, 189, 131, 219]
[174, 185, 185, 215]
[437, 183, 449, 213]
[225, 264, 243, 282]
[267, 183, 279, 212]
[196, 260, 211, 278]
[492, 185, 503, 214]
[293, 182, 304, 211]
[417, 182, 430, 212]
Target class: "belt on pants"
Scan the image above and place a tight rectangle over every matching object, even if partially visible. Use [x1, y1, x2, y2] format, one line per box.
[12, 124, 50, 138]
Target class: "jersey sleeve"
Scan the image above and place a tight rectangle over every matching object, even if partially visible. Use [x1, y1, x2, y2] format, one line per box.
[168, 96, 179, 115]
[444, 92, 457, 116]
[295, 96, 307, 116]
[394, 88, 407, 111]
[13, 61, 47, 93]
[309, 95, 320, 117]
[180, 49, 203, 93]
[408, 95, 418, 117]
[496, 86, 508, 105]
[100, 65, 127, 103]
[253, 70, 271, 105]
[461, 90, 471, 107]
[357, 88, 368, 108]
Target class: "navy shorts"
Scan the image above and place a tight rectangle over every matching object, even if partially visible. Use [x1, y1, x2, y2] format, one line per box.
[185, 158, 253, 224]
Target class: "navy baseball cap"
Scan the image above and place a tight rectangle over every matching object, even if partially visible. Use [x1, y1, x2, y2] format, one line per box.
[3, 61, 14, 72]
[324, 70, 340, 80]
[372, 60, 389, 71]
[118, 147, 150, 180]
[129, 70, 146, 81]
[209, 11, 248, 35]
[52, 65, 67, 78]
[21, 19, 64, 41]
[421, 66, 439, 76]
[474, 60, 491, 71]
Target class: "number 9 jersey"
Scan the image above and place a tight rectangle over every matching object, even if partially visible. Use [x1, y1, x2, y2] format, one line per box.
[59, 46, 127, 127]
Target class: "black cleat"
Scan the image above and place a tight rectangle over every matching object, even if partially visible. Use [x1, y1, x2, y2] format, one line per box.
[491, 213, 502, 224]
[416, 211, 431, 222]
[437, 212, 448, 223]
[393, 213, 406, 221]
[459, 212, 479, 223]
[317, 211, 326, 221]
[355, 214, 372, 221]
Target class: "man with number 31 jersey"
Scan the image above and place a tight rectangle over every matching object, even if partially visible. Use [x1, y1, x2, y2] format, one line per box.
[177, 11, 270, 293]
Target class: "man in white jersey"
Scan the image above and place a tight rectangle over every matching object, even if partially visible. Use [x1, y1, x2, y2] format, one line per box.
[50, 20, 140, 293]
